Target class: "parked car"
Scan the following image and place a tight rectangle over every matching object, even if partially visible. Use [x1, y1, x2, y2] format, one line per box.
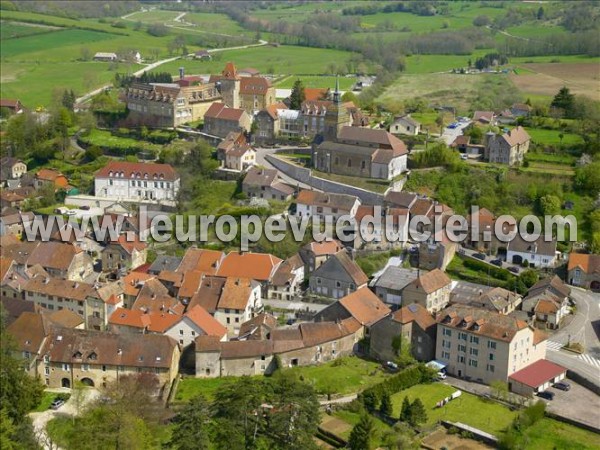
[553, 381, 571, 391]
[65, 210, 77, 216]
[508, 266, 520, 274]
[436, 371, 447, 380]
[385, 361, 399, 371]
[537, 390, 555, 401]
[50, 399, 65, 410]
[80, 205, 90, 211]
[447, 123, 458, 129]
[460, 154, 468, 160]
[490, 259, 503, 267]
[473, 253, 486, 260]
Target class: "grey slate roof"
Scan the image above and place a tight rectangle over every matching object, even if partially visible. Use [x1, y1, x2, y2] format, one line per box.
[148, 255, 182, 274]
[372, 266, 420, 291]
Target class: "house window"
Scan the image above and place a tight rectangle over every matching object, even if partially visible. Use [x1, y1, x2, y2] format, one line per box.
[102, 365, 107, 372]
[470, 348, 478, 356]
[179, 329, 184, 335]
[487, 364, 495, 372]
[442, 328, 452, 337]
[62, 363, 70, 371]
[458, 344, 466, 352]
[459, 332, 467, 340]
[487, 341, 497, 349]
[489, 353, 494, 361]
[45, 367, 50, 376]
[347, 159, 352, 167]
[82, 364, 89, 371]
[361, 160, 366, 170]
[470, 336, 479, 344]
[442, 351, 450, 359]
[469, 359, 478, 367]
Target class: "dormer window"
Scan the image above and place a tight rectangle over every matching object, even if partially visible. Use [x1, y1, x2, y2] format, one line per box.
[109, 171, 113, 177]
[443, 315, 452, 324]
[73, 351, 82, 359]
[473, 323, 480, 331]
[88, 352, 97, 360]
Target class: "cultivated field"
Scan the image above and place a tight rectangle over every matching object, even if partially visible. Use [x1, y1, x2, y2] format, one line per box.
[510, 61, 600, 100]
[275, 75, 356, 90]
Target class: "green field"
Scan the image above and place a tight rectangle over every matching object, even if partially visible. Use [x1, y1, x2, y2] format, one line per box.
[1, 28, 118, 59]
[275, 75, 356, 90]
[0, 20, 59, 40]
[403, 51, 490, 74]
[1, 61, 139, 107]
[124, 10, 182, 24]
[154, 45, 361, 76]
[391, 383, 517, 435]
[525, 128, 585, 146]
[286, 356, 390, 395]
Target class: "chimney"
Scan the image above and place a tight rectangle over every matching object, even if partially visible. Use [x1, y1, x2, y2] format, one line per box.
[179, 67, 184, 80]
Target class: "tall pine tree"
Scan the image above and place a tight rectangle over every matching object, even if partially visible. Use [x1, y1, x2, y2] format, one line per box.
[348, 413, 374, 450]
[289, 79, 306, 110]
[380, 391, 393, 417]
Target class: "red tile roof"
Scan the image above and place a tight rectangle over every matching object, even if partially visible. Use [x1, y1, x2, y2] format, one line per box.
[204, 102, 246, 121]
[240, 77, 272, 95]
[304, 239, 343, 256]
[567, 252, 600, 274]
[304, 88, 330, 102]
[95, 161, 178, 181]
[217, 252, 282, 282]
[184, 305, 227, 337]
[339, 287, 391, 326]
[508, 359, 566, 388]
[221, 62, 239, 80]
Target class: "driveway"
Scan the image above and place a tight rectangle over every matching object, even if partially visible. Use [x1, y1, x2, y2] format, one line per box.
[440, 121, 471, 146]
[30, 388, 100, 450]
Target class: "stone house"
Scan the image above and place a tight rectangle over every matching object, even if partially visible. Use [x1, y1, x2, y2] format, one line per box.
[194, 318, 361, 377]
[0, 98, 24, 115]
[217, 131, 256, 172]
[308, 250, 368, 299]
[237, 313, 279, 340]
[268, 254, 305, 301]
[214, 62, 276, 113]
[369, 303, 437, 363]
[485, 126, 531, 166]
[313, 126, 408, 180]
[299, 239, 343, 274]
[85, 281, 124, 331]
[506, 233, 557, 268]
[567, 253, 600, 291]
[390, 115, 421, 136]
[510, 103, 532, 118]
[215, 251, 283, 297]
[0, 211, 34, 239]
[313, 286, 391, 330]
[0, 157, 27, 186]
[34, 168, 69, 191]
[522, 276, 571, 330]
[468, 287, 522, 315]
[255, 104, 282, 144]
[241, 167, 295, 201]
[102, 235, 147, 272]
[295, 189, 361, 221]
[371, 266, 421, 308]
[38, 328, 179, 392]
[203, 102, 252, 138]
[435, 305, 547, 385]
[402, 269, 452, 314]
[353, 205, 409, 249]
[26, 241, 93, 281]
[212, 277, 262, 337]
[473, 111, 495, 125]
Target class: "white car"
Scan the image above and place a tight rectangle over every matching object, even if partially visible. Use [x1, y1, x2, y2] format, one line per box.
[460, 154, 468, 160]
[65, 210, 77, 216]
[436, 372, 447, 380]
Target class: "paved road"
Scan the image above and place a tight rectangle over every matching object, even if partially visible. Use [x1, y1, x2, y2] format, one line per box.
[545, 288, 600, 381]
[440, 121, 471, 146]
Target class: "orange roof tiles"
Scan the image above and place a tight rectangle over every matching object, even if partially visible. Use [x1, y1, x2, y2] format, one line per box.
[96, 161, 178, 181]
[339, 286, 390, 326]
[184, 305, 227, 337]
[217, 252, 282, 282]
[217, 277, 254, 310]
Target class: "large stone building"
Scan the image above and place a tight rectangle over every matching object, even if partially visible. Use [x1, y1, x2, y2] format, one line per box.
[203, 102, 252, 138]
[308, 251, 369, 299]
[94, 161, 180, 202]
[485, 126, 531, 166]
[567, 252, 600, 291]
[125, 77, 220, 128]
[435, 305, 547, 385]
[402, 269, 452, 314]
[216, 62, 275, 113]
[313, 126, 408, 180]
[7, 313, 180, 392]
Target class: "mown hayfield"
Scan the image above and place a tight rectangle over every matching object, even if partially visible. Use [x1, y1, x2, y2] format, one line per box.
[525, 127, 585, 147]
[1, 28, 117, 59]
[154, 45, 361, 76]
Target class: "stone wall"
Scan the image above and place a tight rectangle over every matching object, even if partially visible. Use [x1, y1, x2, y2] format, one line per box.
[265, 154, 385, 205]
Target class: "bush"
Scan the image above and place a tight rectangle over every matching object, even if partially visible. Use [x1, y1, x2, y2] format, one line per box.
[359, 364, 433, 406]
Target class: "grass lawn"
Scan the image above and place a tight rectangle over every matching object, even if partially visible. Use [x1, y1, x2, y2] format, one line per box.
[1, 20, 59, 40]
[390, 383, 517, 435]
[521, 418, 600, 449]
[403, 51, 488, 74]
[312, 169, 390, 194]
[446, 255, 517, 291]
[332, 409, 391, 447]
[275, 75, 356, 90]
[153, 45, 362, 76]
[524, 128, 584, 147]
[286, 356, 390, 395]
[356, 250, 402, 277]
[79, 129, 162, 155]
[174, 376, 240, 403]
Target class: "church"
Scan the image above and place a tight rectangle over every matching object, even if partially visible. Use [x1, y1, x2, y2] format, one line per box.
[312, 80, 408, 181]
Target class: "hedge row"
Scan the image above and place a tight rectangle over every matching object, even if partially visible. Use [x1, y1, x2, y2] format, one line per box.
[359, 364, 434, 404]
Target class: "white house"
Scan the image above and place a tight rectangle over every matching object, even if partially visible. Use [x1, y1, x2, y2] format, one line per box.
[164, 305, 227, 347]
[94, 161, 180, 202]
[94, 52, 118, 62]
[390, 115, 421, 136]
[506, 234, 557, 268]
